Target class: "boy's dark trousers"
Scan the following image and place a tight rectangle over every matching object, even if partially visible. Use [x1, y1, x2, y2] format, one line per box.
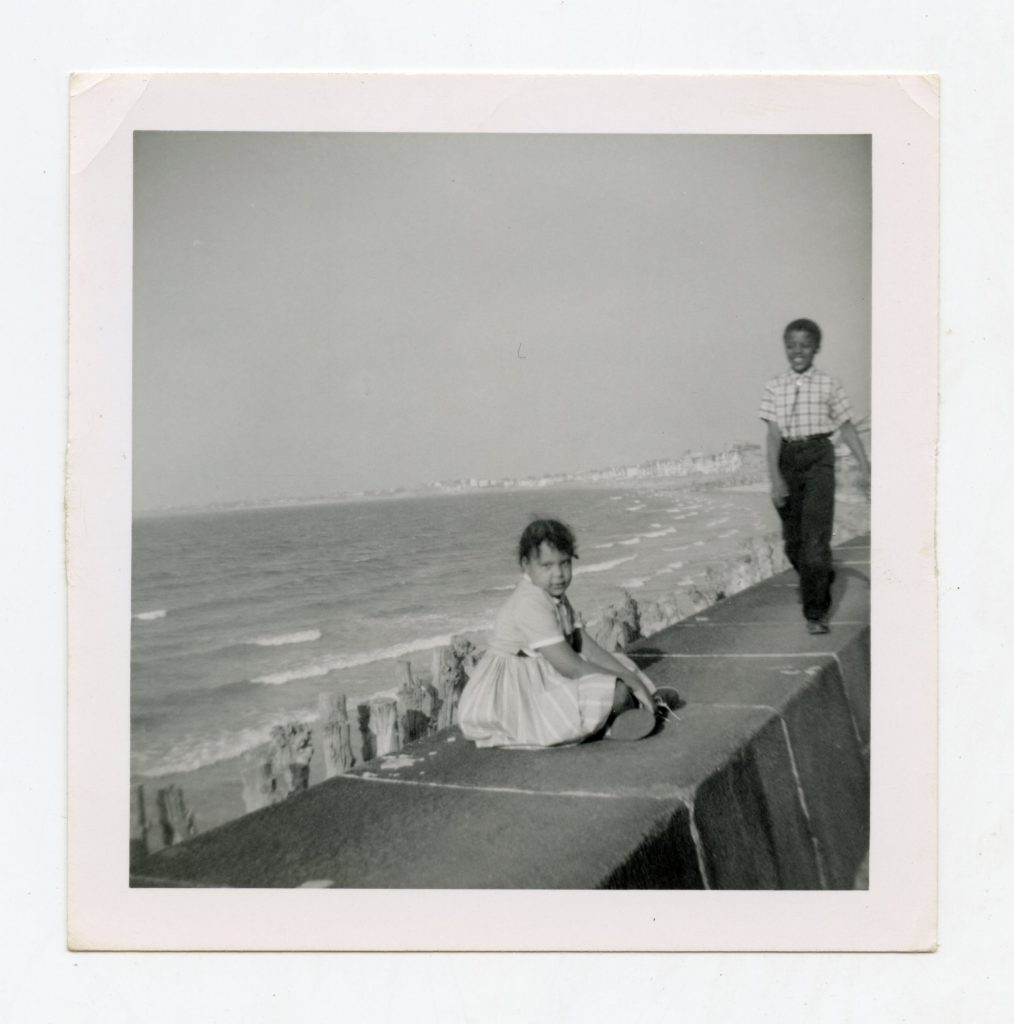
[777, 435, 836, 623]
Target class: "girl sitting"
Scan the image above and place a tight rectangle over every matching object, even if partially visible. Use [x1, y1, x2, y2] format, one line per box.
[458, 518, 675, 748]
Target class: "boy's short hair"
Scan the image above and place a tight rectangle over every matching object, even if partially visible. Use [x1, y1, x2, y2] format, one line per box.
[783, 318, 822, 346]
[518, 518, 578, 564]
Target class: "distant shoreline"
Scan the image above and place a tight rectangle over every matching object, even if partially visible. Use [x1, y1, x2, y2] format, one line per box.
[134, 444, 771, 519]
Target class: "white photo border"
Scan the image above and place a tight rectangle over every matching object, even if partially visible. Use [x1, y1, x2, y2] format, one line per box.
[67, 73, 938, 952]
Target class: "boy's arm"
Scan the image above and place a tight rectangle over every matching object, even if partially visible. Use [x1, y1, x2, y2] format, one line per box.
[838, 420, 871, 497]
[765, 420, 789, 507]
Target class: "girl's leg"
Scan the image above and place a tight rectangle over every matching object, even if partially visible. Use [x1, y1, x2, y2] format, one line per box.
[611, 680, 638, 715]
[605, 681, 656, 741]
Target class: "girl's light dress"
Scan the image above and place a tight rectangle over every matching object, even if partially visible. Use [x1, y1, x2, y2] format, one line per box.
[458, 575, 640, 748]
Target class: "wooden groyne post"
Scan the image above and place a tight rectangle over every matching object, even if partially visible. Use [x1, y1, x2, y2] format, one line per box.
[240, 722, 314, 813]
[431, 637, 478, 729]
[357, 696, 401, 759]
[131, 783, 197, 862]
[156, 785, 198, 846]
[395, 659, 439, 743]
[319, 692, 355, 777]
[594, 591, 642, 652]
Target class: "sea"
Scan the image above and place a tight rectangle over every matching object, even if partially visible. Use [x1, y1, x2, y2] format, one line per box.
[131, 482, 778, 819]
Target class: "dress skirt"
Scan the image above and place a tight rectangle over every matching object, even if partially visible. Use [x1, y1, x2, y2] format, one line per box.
[457, 649, 647, 749]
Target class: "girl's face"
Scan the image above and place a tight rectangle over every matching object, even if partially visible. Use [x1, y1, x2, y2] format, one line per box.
[523, 542, 573, 599]
[784, 330, 819, 374]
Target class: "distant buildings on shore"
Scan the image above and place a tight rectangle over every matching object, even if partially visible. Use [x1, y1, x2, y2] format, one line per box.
[424, 443, 765, 495]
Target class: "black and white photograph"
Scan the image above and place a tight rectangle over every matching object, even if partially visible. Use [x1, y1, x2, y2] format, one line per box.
[67, 74, 936, 950]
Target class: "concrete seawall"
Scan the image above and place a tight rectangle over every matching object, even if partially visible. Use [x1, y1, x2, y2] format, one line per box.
[131, 534, 870, 889]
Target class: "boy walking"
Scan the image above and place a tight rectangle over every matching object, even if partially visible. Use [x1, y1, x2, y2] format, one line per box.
[759, 318, 870, 634]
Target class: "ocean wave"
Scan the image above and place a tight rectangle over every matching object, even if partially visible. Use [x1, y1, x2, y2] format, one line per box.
[575, 555, 636, 575]
[134, 609, 167, 621]
[620, 577, 648, 589]
[134, 709, 319, 777]
[251, 628, 491, 686]
[618, 537, 641, 546]
[248, 629, 322, 647]
[641, 527, 677, 539]
[625, 505, 646, 512]
[591, 542, 615, 549]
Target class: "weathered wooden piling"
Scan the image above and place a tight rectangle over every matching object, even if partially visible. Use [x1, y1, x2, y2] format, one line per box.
[357, 702, 376, 763]
[594, 591, 642, 652]
[240, 756, 276, 814]
[319, 692, 355, 777]
[239, 722, 314, 813]
[130, 784, 156, 862]
[395, 659, 439, 743]
[432, 637, 478, 729]
[270, 723, 314, 796]
[370, 696, 400, 757]
[155, 785, 197, 846]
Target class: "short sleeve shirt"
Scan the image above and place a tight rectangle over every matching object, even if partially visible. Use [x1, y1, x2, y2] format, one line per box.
[758, 365, 853, 440]
[491, 575, 583, 656]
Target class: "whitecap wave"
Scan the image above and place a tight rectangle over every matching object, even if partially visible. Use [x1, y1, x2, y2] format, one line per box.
[641, 527, 676, 539]
[134, 709, 318, 777]
[591, 542, 616, 549]
[249, 629, 322, 647]
[625, 505, 645, 512]
[134, 609, 167, 621]
[620, 577, 648, 589]
[618, 537, 641, 546]
[574, 554, 636, 575]
[251, 627, 491, 686]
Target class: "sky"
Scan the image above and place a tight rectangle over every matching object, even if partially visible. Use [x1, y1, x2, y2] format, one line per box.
[133, 132, 871, 510]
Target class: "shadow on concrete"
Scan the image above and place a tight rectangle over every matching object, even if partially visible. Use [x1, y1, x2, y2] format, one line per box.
[626, 646, 666, 669]
[829, 565, 870, 619]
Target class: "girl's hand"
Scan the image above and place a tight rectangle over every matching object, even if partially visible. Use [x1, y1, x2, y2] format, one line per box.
[622, 673, 655, 711]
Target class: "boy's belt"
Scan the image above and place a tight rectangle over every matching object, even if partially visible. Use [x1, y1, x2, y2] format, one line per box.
[782, 432, 832, 444]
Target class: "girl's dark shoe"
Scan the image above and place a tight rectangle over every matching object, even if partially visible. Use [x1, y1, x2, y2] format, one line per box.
[653, 687, 683, 712]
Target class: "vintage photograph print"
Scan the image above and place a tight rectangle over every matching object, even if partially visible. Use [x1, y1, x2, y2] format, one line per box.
[68, 75, 936, 951]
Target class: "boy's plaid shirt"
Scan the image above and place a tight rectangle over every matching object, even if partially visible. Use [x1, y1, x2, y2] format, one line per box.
[758, 365, 853, 440]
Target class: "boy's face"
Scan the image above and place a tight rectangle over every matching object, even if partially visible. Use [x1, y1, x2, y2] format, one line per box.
[524, 542, 573, 599]
[784, 330, 819, 374]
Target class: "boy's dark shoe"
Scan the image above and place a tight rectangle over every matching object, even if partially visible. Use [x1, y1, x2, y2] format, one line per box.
[806, 619, 830, 635]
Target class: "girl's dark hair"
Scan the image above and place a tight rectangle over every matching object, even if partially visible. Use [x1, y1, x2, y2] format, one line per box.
[517, 518, 578, 564]
[783, 318, 822, 346]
